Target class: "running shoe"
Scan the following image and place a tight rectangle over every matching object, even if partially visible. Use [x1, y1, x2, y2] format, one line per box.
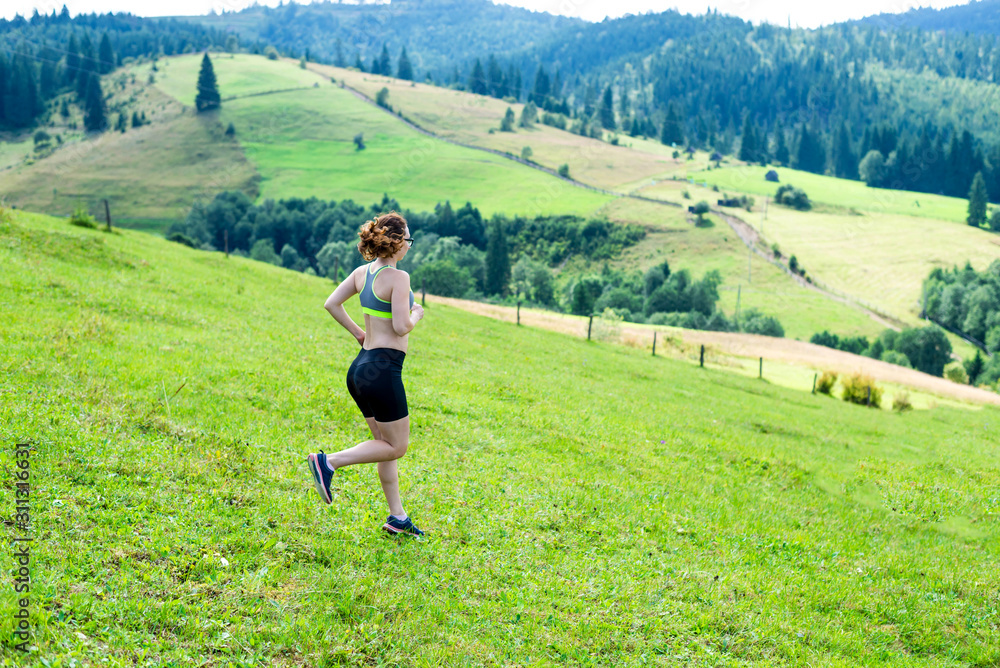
[382, 515, 425, 537]
[306, 451, 334, 504]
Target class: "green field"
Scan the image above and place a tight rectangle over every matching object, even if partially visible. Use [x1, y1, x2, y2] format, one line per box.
[601, 198, 888, 341]
[3, 209, 1000, 666]
[684, 164, 968, 223]
[324, 65, 707, 194]
[140, 54, 612, 217]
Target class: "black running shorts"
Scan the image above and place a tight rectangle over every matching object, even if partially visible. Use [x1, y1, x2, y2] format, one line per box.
[345, 347, 408, 423]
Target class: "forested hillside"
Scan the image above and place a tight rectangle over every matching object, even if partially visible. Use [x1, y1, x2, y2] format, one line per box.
[184, 0, 580, 74]
[174, 0, 1000, 206]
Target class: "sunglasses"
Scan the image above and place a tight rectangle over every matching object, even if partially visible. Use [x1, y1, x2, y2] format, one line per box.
[404, 237, 414, 247]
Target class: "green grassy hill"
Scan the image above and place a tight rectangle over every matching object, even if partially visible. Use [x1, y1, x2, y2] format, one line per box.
[138, 54, 612, 217]
[3, 209, 999, 665]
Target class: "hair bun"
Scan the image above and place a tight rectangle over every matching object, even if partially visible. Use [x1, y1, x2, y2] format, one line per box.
[357, 212, 408, 261]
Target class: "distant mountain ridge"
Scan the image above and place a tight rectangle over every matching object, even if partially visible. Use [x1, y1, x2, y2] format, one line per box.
[182, 0, 582, 73]
[857, 0, 1000, 35]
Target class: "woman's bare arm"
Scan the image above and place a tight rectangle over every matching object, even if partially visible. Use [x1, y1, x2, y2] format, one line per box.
[324, 268, 365, 345]
[390, 270, 423, 337]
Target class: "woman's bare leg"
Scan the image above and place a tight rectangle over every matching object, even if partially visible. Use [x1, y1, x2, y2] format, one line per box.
[361, 418, 405, 517]
[327, 416, 409, 469]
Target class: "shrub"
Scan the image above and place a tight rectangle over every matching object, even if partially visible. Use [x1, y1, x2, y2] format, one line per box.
[892, 390, 913, 412]
[558, 164, 570, 178]
[375, 87, 391, 110]
[816, 371, 837, 395]
[765, 169, 779, 182]
[264, 46, 279, 61]
[521, 146, 532, 161]
[740, 308, 785, 337]
[943, 361, 969, 384]
[990, 210, 1000, 232]
[69, 206, 96, 229]
[880, 350, 912, 368]
[225, 122, 235, 136]
[682, 189, 691, 200]
[775, 184, 811, 211]
[841, 373, 882, 408]
[500, 107, 515, 132]
[167, 232, 197, 248]
[353, 133, 365, 151]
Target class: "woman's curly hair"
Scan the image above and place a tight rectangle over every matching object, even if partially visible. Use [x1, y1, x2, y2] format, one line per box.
[357, 211, 407, 261]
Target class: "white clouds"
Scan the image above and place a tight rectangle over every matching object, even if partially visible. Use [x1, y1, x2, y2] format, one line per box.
[2, 0, 973, 28]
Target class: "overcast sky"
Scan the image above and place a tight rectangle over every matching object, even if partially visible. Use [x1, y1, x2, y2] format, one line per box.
[2, 0, 971, 29]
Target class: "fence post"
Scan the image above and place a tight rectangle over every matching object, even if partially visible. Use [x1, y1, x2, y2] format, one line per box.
[587, 314, 594, 341]
[652, 331, 656, 356]
[700, 344, 704, 367]
[812, 373, 817, 394]
[759, 357, 763, 379]
[866, 386, 871, 407]
[517, 300, 521, 326]
[224, 229, 229, 258]
[421, 279, 426, 307]
[103, 198, 112, 232]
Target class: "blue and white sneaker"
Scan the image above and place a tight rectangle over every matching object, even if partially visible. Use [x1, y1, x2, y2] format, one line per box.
[306, 451, 334, 504]
[382, 515, 425, 537]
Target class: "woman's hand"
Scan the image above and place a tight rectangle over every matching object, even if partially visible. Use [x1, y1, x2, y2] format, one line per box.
[354, 330, 366, 346]
[410, 303, 425, 324]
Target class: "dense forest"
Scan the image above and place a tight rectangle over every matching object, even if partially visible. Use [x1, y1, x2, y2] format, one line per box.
[0, 7, 240, 129]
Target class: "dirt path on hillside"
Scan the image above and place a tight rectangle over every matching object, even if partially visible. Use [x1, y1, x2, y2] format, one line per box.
[425, 294, 1000, 407]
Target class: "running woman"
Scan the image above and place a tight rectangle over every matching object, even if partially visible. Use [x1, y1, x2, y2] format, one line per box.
[307, 212, 426, 537]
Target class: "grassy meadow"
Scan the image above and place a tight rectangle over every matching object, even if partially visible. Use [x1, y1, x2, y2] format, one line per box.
[684, 164, 968, 223]
[3, 209, 1000, 666]
[599, 198, 888, 341]
[139, 54, 612, 217]
[322, 65, 709, 193]
[635, 172, 1000, 330]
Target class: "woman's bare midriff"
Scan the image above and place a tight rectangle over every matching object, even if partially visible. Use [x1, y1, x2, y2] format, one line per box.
[356, 265, 409, 353]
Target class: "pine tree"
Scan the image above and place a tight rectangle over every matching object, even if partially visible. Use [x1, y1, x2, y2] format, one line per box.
[334, 39, 345, 67]
[378, 45, 391, 78]
[968, 171, 988, 227]
[485, 217, 510, 296]
[76, 35, 96, 100]
[832, 121, 858, 179]
[7, 55, 40, 128]
[774, 121, 791, 167]
[397, 47, 413, 81]
[370, 55, 380, 75]
[795, 124, 827, 174]
[65, 33, 79, 87]
[195, 53, 221, 112]
[354, 52, 365, 72]
[660, 103, 684, 147]
[469, 59, 487, 96]
[738, 113, 757, 162]
[598, 85, 615, 130]
[531, 65, 549, 105]
[500, 107, 515, 132]
[83, 71, 107, 132]
[98, 32, 114, 74]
